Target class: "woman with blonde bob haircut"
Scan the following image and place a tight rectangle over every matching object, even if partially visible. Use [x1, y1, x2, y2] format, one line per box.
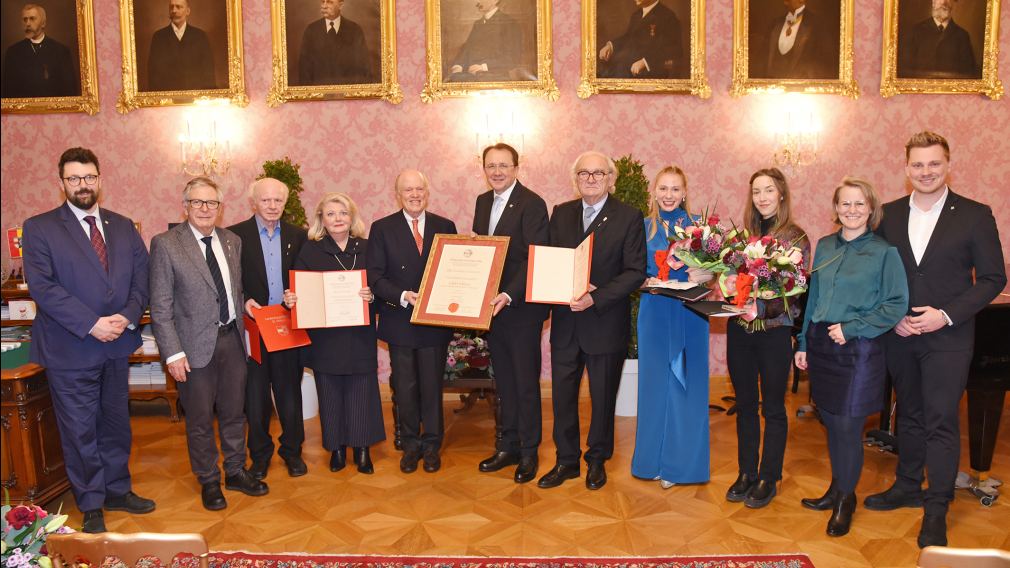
[795, 177, 908, 537]
[288, 192, 385, 474]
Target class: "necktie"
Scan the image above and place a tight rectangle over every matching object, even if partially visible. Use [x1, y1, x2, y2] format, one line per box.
[785, 13, 802, 36]
[412, 218, 423, 254]
[583, 206, 596, 232]
[328, 21, 336, 36]
[201, 236, 231, 324]
[84, 216, 109, 273]
[488, 195, 505, 235]
[937, 23, 944, 33]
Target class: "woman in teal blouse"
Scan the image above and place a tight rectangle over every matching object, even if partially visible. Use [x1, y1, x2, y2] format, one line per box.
[795, 177, 908, 537]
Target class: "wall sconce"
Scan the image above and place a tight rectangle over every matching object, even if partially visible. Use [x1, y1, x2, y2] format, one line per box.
[474, 111, 525, 162]
[179, 99, 234, 176]
[772, 106, 820, 172]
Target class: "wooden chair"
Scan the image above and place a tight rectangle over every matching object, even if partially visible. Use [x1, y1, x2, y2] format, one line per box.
[917, 546, 1010, 568]
[46, 532, 209, 568]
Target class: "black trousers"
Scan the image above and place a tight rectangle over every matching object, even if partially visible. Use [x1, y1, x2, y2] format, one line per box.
[176, 327, 248, 485]
[314, 371, 386, 449]
[888, 338, 972, 515]
[245, 345, 304, 461]
[487, 323, 543, 458]
[388, 343, 447, 455]
[550, 339, 624, 466]
[726, 324, 793, 482]
[819, 408, 868, 494]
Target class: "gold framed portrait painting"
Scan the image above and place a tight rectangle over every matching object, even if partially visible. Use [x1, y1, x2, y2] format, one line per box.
[1, 0, 99, 115]
[731, 0, 859, 97]
[422, 0, 558, 102]
[578, 0, 710, 98]
[881, 0, 1003, 99]
[117, 0, 247, 113]
[268, 0, 402, 105]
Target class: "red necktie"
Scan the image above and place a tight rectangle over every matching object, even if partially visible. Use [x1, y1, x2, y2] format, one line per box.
[412, 218, 423, 254]
[84, 216, 109, 272]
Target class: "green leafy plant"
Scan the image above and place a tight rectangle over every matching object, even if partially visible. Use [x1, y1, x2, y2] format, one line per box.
[612, 155, 650, 359]
[259, 157, 308, 228]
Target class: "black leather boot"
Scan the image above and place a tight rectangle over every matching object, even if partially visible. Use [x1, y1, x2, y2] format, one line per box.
[330, 446, 347, 472]
[827, 492, 856, 537]
[354, 446, 374, 474]
[801, 479, 837, 511]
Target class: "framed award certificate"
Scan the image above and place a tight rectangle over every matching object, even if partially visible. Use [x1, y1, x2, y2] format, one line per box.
[526, 234, 594, 305]
[411, 234, 510, 331]
[289, 269, 370, 328]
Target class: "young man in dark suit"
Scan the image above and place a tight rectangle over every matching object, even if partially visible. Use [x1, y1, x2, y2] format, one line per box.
[868, 131, 1006, 548]
[538, 151, 647, 490]
[22, 147, 155, 533]
[472, 143, 550, 483]
[366, 170, 457, 474]
[228, 178, 307, 479]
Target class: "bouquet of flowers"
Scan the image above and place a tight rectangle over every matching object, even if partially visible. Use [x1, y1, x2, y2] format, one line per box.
[665, 209, 746, 275]
[444, 330, 493, 380]
[718, 234, 808, 319]
[2, 500, 73, 568]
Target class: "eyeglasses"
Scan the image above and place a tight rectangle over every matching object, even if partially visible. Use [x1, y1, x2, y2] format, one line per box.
[62, 174, 99, 187]
[187, 199, 221, 210]
[576, 170, 609, 182]
[837, 200, 868, 211]
[484, 163, 516, 172]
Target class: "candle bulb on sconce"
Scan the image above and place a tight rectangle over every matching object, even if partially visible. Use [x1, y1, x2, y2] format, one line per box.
[178, 100, 234, 177]
[772, 106, 820, 174]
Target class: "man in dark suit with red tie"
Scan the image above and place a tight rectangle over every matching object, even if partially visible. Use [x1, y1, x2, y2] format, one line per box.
[22, 147, 155, 533]
[366, 170, 457, 474]
[868, 131, 1006, 548]
[538, 151, 647, 490]
[472, 143, 549, 483]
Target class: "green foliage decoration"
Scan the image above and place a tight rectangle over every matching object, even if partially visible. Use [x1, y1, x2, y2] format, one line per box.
[259, 157, 308, 228]
[612, 154, 651, 359]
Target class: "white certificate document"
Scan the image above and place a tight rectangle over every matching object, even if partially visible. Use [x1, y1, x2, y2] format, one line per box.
[424, 244, 496, 317]
[290, 269, 369, 328]
[526, 234, 594, 305]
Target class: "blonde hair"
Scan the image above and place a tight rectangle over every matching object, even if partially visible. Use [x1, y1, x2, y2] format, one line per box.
[646, 165, 691, 240]
[307, 192, 366, 241]
[905, 131, 950, 161]
[832, 177, 884, 231]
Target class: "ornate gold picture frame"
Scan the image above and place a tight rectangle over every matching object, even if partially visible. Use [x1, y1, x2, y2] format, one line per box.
[422, 0, 558, 102]
[881, 0, 1003, 99]
[1, 0, 99, 115]
[578, 0, 710, 99]
[117, 0, 247, 113]
[730, 0, 859, 98]
[268, 0, 402, 105]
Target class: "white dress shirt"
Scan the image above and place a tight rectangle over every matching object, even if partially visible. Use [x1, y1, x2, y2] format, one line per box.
[67, 201, 105, 241]
[908, 186, 954, 325]
[778, 5, 805, 55]
[400, 210, 426, 307]
[172, 22, 187, 41]
[325, 17, 341, 34]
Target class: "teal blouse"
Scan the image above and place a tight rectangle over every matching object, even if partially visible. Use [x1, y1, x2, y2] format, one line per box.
[798, 230, 909, 352]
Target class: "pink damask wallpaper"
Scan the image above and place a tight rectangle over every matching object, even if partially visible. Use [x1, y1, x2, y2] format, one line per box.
[2, 0, 1008, 379]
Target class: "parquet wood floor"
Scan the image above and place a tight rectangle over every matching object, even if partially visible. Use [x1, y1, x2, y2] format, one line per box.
[49, 377, 1009, 567]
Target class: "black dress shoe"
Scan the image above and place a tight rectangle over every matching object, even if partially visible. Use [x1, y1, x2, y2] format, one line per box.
[536, 463, 580, 489]
[354, 447, 374, 474]
[726, 473, 757, 503]
[514, 456, 538, 484]
[224, 469, 270, 496]
[801, 480, 837, 511]
[917, 512, 948, 548]
[744, 479, 777, 509]
[400, 452, 421, 473]
[330, 446, 347, 472]
[283, 456, 308, 477]
[586, 462, 607, 490]
[200, 483, 227, 511]
[864, 484, 924, 511]
[423, 451, 441, 473]
[479, 451, 520, 473]
[827, 492, 856, 537]
[104, 491, 156, 514]
[249, 459, 269, 480]
[81, 509, 106, 533]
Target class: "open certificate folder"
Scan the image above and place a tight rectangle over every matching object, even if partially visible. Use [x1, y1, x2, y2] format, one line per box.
[289, 269, 370, 328]
[525, 234, 594, 305]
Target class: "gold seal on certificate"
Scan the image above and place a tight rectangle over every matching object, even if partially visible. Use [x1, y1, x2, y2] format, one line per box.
[289, 269, 370, 328]
[411, 234, 510, 330]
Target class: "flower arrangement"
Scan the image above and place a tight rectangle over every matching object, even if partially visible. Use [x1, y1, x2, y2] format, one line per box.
[718, 234, 809, 319]
[2, 500, 73, 568]
[667, 210, 745, 273]
[444, 330, 493, 380]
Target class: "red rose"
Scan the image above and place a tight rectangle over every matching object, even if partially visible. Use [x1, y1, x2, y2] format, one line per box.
[5, 504, 37, 530]
[761, 235, 773, 246]
[748, 235, 759, 244]
[690, 239, 702, 251]
[708, 214, 720, 226]
[753, 258, 766, 268]
[784, 278, 795, 292]
[692, 227, 703, 238]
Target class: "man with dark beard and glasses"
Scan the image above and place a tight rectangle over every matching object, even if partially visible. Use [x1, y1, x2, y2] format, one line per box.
[21, 147, 155, 533]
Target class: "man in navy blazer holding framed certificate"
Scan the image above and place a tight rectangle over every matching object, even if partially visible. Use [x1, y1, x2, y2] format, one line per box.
[538, 151, 647, 490]
[22, 147, 155, 533]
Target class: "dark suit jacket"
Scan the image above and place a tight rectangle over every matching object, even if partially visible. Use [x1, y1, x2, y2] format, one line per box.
[147, 24, 217, 91]
[2, 36, 78, 98]
[604, 1, 685, 79]
[366, 210, 458, 348]
[227, 216, 307, 306]
[878, 190, 1006, 352]
[449, 10, 522, 81]
[757, 7, 836, 79]
[297, 17, 372, 86]
[548, 197, 647, 355]
[21, 203, 149, 370]
[472, 182, 549, 329]
[898, 17, 978, 79]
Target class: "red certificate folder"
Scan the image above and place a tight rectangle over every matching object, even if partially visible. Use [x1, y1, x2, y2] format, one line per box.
[243, 314, 262, 364]
[246, 305, 311, 360]
[525, 234, 594, 305]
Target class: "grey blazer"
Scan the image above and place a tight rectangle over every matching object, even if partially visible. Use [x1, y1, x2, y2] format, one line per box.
[150, 222, 245, 368]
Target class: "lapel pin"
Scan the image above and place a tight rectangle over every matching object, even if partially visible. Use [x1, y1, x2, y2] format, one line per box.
[508, 204, 514, 208]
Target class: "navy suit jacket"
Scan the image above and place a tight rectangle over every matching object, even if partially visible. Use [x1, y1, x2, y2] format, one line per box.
[21, 203, 149, 370]
[366, 210, 457, 347]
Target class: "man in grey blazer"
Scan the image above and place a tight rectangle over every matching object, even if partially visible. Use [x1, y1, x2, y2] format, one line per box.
[150, 176, 268, 510]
